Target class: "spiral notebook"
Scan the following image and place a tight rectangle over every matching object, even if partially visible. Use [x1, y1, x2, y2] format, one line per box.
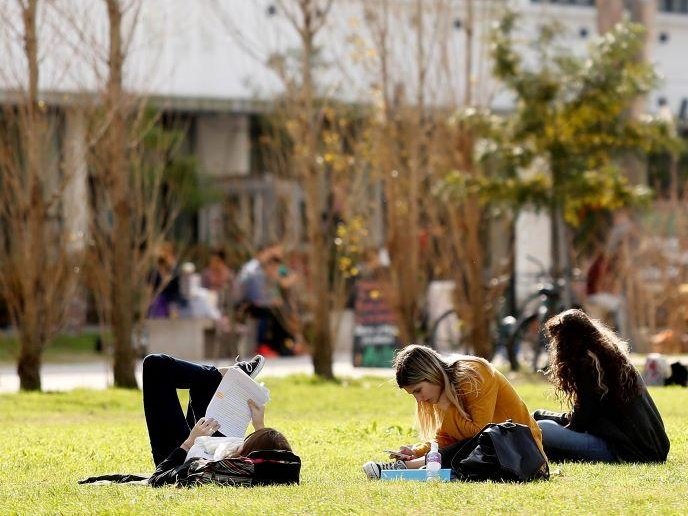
[205, 367, 270, 437]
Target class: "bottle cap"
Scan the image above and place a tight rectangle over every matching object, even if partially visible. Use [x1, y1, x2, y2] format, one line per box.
[430, 441, 438, 452]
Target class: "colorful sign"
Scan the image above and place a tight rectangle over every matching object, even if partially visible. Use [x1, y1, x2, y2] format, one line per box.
[352, 279, 400, 367]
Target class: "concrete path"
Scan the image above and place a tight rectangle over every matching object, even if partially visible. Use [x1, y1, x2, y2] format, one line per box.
[2, 352, 685, 393]
[0, 352, 394, 393]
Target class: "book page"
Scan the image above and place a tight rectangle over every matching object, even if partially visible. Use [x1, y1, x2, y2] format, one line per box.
[205, 367, 270, 437]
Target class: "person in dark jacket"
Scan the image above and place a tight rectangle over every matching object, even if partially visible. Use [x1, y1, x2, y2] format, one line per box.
[79, 355, 300, 488]
[533, 309, 670, 463]
[142, 353, 299, 486]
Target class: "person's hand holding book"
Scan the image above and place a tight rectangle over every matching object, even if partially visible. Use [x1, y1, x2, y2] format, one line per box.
[180, 417, 221, 451]
[248, 399, 265, 430]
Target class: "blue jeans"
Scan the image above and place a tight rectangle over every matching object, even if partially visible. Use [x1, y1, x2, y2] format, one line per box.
[142, 354, 223, 466]
[537, 420, 617, 462]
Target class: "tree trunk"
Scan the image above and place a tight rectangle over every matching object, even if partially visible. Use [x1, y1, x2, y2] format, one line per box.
[17, 316, 43, 391]
[468, 204, 490, 358]
[310, 245, 333, 378]
[299, 12, 334, 379]
[304, 163, 333, 378]
[106, 0, 137, 388]
[388, 215, 419, 345]
[596, 0, 624, 34]
[17, 350, 42, 391]
[15, 0, 45, 391]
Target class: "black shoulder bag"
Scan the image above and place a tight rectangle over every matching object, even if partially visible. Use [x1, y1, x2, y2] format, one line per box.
[450, 421, 549, 482]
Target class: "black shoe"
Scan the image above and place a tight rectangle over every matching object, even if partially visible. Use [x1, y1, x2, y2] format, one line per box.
[533, 409, 569, 426]
[233, 354, 265, 379]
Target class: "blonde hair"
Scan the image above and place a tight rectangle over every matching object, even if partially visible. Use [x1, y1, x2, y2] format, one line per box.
[394, 344, 482, 441]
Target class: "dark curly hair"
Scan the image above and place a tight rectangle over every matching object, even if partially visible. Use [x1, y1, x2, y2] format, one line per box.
[545, 309, 640, 409]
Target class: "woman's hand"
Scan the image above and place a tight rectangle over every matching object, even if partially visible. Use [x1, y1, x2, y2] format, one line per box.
[180, 417, 220, 451]
[248, 399, 265, 430]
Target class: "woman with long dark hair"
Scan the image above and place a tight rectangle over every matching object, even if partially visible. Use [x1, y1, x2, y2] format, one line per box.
[534, 309, 670, 462]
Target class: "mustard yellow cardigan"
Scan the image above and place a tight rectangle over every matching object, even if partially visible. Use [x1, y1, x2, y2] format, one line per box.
[412, 358, 544, 457]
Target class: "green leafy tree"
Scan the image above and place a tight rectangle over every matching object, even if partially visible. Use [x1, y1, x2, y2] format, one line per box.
[489, 11, 677, 288]
[434, 11, 678, 363]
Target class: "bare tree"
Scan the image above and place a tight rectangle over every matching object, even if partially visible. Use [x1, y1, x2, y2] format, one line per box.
[269, 0, 337, 378]
[359, 0, 440, 345]
[214, 0, 349, 377]
[358, 0, 506, 357]
[51, 0, 196, 387]
[97, 0, 138, 387]
[0, 0, 81, 390]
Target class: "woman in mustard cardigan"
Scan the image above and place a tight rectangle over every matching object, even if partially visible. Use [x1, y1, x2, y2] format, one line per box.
[363, 344, 544, 479]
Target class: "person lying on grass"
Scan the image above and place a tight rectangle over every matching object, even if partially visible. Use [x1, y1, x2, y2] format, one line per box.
[362, 344, 545, 479]
[533, 309, 670, 463]
[142, 353, 297, 486]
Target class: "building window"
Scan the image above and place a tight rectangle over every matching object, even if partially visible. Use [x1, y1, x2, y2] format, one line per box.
[660, 0, 688, 14]
[531, 0, 688, 14]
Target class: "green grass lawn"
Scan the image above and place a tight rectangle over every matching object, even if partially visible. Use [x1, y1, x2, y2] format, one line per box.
[0, 375, 686, 515]
[0, 333, 102, 364]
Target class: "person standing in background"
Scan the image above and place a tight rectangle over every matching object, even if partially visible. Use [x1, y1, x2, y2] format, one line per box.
[236, 242, 295, 357]
[586, 210, 636, 340]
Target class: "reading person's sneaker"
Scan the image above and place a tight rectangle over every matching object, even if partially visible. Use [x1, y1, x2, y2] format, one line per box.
[233, 354, 266, 379]
[362, 459, 407, 480]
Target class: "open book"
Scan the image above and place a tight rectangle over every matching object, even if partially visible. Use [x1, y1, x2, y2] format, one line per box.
[205, 367, 270, 438]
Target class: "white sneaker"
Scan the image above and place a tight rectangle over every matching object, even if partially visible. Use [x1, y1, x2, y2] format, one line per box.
[362, 460, 407, 479]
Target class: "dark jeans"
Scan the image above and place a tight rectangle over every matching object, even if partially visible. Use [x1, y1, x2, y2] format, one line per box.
[248, 305, 294, 356]
[142, 354, 223, 466]
[537, 420, 616, 462]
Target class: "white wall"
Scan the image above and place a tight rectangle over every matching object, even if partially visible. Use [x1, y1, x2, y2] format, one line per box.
[515, 210, 552, 303]
[1, 0, 685, 114]
[653, 11, 688, 116]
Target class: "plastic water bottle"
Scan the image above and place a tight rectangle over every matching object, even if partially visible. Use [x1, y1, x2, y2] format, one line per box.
[426, 441, 442, 482]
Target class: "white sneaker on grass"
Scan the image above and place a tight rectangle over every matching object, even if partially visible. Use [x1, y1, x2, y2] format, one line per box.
[362, 459, 407, 480]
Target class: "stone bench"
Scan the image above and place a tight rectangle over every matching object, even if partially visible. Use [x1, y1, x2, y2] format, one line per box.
[145, 318, 215, 361]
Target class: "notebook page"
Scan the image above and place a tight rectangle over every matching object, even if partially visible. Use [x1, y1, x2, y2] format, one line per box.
[205, 367, 270, 437]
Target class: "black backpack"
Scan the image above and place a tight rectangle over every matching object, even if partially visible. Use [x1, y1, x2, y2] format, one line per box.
[450, 421, 549, 482]
[665, 362, 688, 387]
[183, 449, 301, 487]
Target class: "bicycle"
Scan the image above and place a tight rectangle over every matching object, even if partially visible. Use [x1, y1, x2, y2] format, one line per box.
[504, 255, 579, 372]
[427, 308, 468, 354]
[426, 276, 512, 357]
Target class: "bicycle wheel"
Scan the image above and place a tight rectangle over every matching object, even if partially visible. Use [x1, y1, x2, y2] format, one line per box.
[428, 309, 468, 353]
[506, 313, 548, 372]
